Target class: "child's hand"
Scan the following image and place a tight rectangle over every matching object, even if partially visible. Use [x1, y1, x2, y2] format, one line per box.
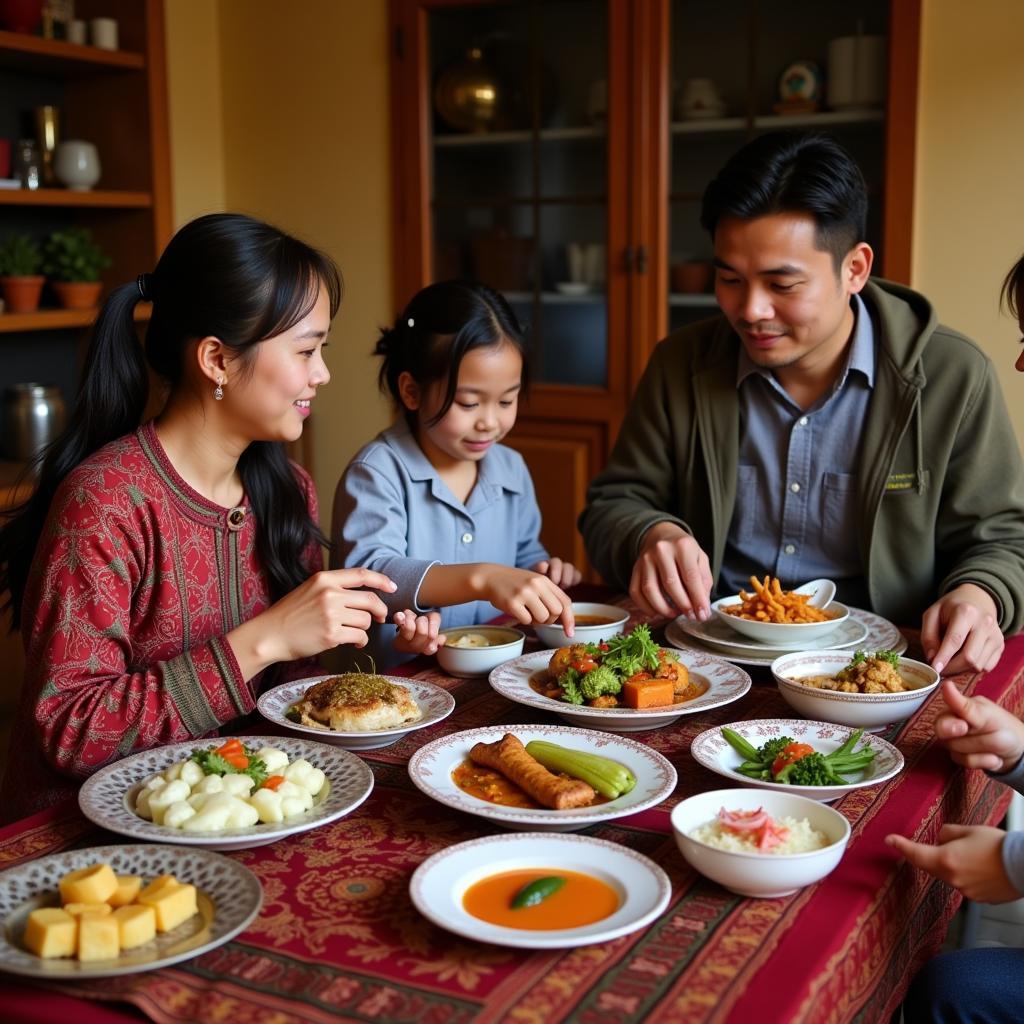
[533, 558, 582, 588]
[393, 609, 447, 656]
[480, 566, 575, 637]
[885, 824, 1019, 902]
[934, 679, 1024, 773]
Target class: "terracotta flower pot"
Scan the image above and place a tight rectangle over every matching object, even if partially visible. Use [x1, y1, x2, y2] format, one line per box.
[0, 275, 45, 314]
[52, 280, 103, 310]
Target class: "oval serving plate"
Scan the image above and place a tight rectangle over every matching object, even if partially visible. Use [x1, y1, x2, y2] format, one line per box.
[257, 674, 456, 750]
[690, 718, 904, 802]
[79, 735, 373, 851]
[408, 724, 677, 832]
[410, 832, 671, 949]
[0, 844, 261, 979]
[489, 648, 751, 732]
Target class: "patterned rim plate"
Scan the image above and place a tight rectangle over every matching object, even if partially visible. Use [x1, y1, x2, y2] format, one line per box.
[666, 607, 907, 667]
[79, 735, 374, 852]
[257, 675, 456, 749]
[408, 724, 677, 832]
[488, 648, 751, 732]
[0, 844, 261, 979]
[410, 832, 672, 949]
[674, 611, 869, 654]
[690, 718, 905, 802]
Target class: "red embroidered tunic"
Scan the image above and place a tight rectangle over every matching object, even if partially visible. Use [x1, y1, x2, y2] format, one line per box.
[1, 422, 322, 822]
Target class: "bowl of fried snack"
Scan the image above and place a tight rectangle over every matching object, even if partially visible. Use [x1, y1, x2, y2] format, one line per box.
[711, 576, 849, 647]
[771, 649, 940, 730]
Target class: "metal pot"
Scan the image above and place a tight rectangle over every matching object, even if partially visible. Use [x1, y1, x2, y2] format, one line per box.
[1, 383, 67, 461]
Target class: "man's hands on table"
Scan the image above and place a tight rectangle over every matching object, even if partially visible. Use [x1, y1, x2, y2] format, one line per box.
[629, 522, 713, 621]
[922, 583, 1004, 675]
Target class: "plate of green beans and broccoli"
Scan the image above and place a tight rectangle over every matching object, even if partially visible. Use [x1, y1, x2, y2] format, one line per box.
[690, 719, 905, 802]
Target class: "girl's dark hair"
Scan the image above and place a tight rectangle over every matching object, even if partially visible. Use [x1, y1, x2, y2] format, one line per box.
[0, 212, 341, 627]
[374, 279, 528, 426]
[1001, 252, 1024, 320]
[701, 131, 868, 272]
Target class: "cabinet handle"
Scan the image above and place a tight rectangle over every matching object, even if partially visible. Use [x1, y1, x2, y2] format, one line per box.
[623, 247, 634, 273]
[636, 245, 648, 275]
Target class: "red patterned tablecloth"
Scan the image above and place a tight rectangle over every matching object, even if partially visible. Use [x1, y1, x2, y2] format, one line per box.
[2, 606, 1023, 1024]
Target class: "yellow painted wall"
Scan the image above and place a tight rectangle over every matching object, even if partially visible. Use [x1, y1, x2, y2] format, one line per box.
[912, 0, 1024, 442]
[164, 0, 393, 528]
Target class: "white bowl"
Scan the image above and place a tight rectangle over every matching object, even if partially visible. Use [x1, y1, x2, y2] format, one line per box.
[712, 594, 849, 646]
[771, 651, 940, 730]
[532, 603, 630, 650]
[670, 788, 850, 897]
[554, 281, 592, 296]
[436, 626, 525, 677]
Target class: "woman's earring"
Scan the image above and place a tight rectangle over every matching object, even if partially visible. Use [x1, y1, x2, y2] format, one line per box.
[214, 376, 225, 401]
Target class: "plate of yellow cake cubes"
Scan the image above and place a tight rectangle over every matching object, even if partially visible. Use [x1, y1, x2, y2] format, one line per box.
[0, 844, 261, 978]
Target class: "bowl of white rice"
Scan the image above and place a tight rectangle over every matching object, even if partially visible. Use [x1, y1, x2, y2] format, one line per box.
[670, 788, 850, 897]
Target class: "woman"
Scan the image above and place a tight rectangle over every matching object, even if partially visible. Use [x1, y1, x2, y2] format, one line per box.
[1003, 252, 1024, 371]
[0, 213, 394, 821]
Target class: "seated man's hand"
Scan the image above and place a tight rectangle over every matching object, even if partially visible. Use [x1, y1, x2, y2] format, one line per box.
[392, 609, 447, 656]
[629, 522, 712, 620]
[934, 679, 1024, 773]
[886, 824, 1019, 903]
[921, 583, 1003, 675]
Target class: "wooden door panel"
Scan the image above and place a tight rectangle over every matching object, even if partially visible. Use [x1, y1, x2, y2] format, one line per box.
[504, 419, 606, 578]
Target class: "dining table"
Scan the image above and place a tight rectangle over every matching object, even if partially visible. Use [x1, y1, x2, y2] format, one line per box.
[2, 589, 1022, 1024]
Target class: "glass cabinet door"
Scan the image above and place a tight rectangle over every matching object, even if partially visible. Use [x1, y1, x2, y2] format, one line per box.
[428, 0, 611, 389]
[668, 0, 892, 334]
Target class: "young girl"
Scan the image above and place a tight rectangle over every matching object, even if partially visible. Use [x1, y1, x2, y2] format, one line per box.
[0, 213, 394, 821]
[1002, 251, 1024, 372]
[332, 280, 580, 669]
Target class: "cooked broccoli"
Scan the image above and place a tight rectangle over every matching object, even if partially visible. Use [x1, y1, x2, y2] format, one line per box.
[777, 752, 836, 786]
[579, 664, 622, 701]
[757, 736, 796, 762]
[559, 670, 585, 705]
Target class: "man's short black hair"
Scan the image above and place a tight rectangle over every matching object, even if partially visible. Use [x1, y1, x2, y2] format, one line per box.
[700, 131, 869, 272]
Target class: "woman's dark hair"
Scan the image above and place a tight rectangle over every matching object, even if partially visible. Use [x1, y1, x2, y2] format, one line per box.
[375, 279, 528, 426]
[0, 212, 341, 627]
[1001, 252, 1024, 320]
[700, 131, 868, 272]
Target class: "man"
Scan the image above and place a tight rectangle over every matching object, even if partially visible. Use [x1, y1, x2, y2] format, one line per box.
[580, 132, 1024, 674]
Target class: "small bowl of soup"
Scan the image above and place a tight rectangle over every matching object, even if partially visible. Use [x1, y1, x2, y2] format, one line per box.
[436, 626, 525, 678]
[533, 603, 630, 650]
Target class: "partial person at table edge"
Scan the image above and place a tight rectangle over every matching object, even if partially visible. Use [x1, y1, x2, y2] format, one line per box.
[579, 131, 1024, 676]
[0, 213, 395, 823]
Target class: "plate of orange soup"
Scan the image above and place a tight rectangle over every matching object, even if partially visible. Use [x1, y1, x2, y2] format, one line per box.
[408, 724, 676, 831]
[410, 833, 671, 949]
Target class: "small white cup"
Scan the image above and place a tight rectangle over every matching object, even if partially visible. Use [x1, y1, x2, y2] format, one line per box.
[55, 140, 101, 191]
[66, 19, 87, 45]
[90, 17, 119, 50]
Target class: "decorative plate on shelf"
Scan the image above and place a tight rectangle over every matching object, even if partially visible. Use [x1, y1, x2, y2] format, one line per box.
[690, 718, 904, 802]
[257, 675, 456, 749]
[0, 844, 261, 979]
[408, 723, 677, 832]
[666, 606, 907, 667]
[489, 647, 751, 732]
[79, 735, 374, 852]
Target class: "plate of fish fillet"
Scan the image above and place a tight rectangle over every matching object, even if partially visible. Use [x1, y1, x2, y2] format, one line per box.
[258, 672, 455, 750]
[407, 724, 677, 831]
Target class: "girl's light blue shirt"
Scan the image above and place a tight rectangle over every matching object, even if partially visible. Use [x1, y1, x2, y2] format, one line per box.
[331, 421, 548, 668]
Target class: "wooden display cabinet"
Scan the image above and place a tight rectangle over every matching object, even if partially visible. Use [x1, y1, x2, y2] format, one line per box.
[390, 0, 920, 575]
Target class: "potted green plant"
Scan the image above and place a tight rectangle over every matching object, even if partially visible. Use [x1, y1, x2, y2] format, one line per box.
[0, 233, 45, 314]
[42, 228, 111, 310]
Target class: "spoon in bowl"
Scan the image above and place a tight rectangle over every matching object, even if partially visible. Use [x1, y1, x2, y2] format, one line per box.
[797, 578, 837, 609]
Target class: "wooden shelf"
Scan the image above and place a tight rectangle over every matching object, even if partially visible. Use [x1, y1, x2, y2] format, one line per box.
[0, 188, 152, 208]
[669, 293, 718, 307]
[0, 460, 33, 513]
[671, 109, 885, 136]
[0, 304, 152, 334]
[434, 125, 604, 147]
[0, 30, 145, 73]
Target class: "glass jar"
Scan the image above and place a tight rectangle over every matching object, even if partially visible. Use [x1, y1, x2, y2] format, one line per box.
[12, 139, 42, 190]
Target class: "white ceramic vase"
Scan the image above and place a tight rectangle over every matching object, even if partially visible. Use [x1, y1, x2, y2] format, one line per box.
[54, 140, 101, 191]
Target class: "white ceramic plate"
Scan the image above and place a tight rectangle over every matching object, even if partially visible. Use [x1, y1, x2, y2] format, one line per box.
[0, 844, 261, 979]
[410, 832, 671, 949]
[666, 606, 907, 667]
[690, 718, 904, 801]
[79, 735, 374, 852]
[257, 674, 456, 749]
[488, 648, 751, 732]
[407, 724, 677, 832]
[674, 611, 869, 654]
